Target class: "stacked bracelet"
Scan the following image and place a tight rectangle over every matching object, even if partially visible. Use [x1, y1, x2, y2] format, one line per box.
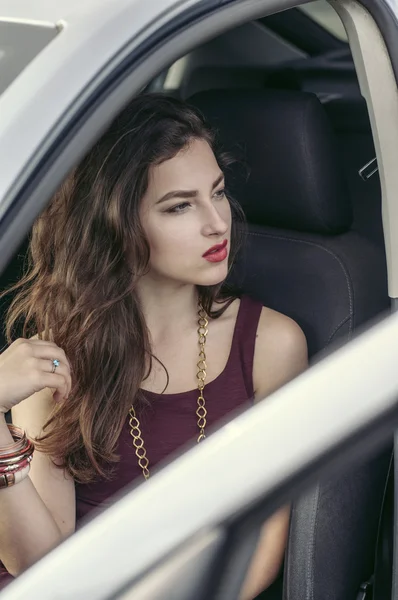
[0, 425, 34, 489]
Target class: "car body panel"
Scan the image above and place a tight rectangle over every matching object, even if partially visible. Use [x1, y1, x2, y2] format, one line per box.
[0, 0, 203, 215]
[2, 310, 398, 599]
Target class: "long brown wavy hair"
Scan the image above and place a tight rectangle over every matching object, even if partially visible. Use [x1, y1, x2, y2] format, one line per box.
[3, 93, 245, 483]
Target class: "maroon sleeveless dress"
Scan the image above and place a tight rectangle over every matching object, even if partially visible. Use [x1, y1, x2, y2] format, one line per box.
[75, 295, 263, 522]
[0, 295, 263, 588]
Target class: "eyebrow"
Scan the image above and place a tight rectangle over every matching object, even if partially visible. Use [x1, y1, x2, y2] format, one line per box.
[155, 173, 225, 205]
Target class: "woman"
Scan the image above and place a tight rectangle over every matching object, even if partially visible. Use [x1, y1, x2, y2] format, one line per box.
[0, 94, 307, 599]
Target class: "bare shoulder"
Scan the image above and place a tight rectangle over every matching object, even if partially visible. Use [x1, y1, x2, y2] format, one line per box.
[256, 306, 307, 357]
[253, 306, 308, 401]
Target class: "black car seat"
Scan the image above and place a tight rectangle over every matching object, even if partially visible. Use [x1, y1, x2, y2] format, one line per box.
[262, 59, 384, 246]
[189, 89, 391, 600]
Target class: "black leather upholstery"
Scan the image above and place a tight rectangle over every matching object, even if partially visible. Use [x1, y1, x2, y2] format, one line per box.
[232, 227, 387, 358]
[190, 89, 352, 235]
[189, 89, 391, 599]
[284, 452, 390, 600]
[371, 451, 393, 600]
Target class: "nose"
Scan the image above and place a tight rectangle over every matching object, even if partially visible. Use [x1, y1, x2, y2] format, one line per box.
[201, 202, 229, 238]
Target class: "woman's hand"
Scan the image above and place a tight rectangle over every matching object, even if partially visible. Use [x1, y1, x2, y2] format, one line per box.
[0, 339, 72, 413]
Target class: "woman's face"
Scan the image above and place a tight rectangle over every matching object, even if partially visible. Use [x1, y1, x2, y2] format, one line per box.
[139, 138, 232, 287]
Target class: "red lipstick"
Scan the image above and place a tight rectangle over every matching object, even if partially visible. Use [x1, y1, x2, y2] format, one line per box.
[202, 239, 228, 263]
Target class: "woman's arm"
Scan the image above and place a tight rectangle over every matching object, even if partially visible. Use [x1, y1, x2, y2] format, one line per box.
[239, 308, 308, 600]
[0, 389, 75, 577]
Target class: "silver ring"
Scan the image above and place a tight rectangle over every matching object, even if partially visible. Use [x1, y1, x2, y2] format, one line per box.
[51, 359, 60, 374]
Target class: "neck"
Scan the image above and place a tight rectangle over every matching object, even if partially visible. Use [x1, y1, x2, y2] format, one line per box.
[136, 276, 199, 339]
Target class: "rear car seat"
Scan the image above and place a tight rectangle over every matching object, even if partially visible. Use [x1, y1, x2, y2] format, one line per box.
[189, 89, 391, 599]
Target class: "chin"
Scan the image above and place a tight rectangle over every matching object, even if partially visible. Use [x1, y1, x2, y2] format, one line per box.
[196, 263, 229, 286]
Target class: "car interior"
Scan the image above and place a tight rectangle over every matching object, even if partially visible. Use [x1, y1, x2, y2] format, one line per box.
[0, 2, 394, 599]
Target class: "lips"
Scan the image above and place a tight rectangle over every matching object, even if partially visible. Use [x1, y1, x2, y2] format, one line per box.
[203, 239, 228, 263]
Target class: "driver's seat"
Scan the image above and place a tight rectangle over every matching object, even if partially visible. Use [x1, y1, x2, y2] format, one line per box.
[189, 88, 391, 600]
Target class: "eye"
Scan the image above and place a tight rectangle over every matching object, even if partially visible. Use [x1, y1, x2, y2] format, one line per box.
[166, 202, 191, 214]
[214, 189, 226, 199]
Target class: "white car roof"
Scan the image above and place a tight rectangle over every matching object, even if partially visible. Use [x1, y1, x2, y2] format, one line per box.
[0, 0, 194, 216]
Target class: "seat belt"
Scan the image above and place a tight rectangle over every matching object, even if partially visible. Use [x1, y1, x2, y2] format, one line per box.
[355, 448, 393, 600]
[392, 435, 398, 600]
[373, 450, 393, 599]
[356, 450, 393, 600]
[357, 160, 395, 599]
[391, 295, 398, 600]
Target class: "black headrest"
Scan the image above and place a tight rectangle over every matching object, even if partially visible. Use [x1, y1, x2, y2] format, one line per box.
[189, 89, 352, 234]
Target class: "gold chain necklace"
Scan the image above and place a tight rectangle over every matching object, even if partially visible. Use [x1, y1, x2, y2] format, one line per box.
[129, 304, 209, 480]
